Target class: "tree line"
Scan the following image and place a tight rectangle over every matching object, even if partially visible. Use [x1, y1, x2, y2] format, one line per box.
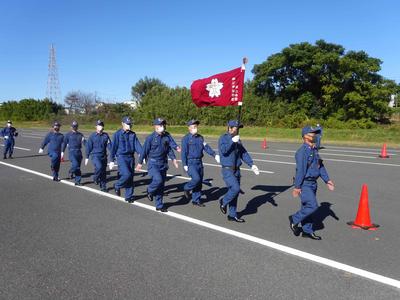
[1, 40, 399, 129]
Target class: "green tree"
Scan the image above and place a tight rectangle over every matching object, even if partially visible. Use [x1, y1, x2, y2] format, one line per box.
[131, 77, 167, 102]
[252, 40, 397, 122]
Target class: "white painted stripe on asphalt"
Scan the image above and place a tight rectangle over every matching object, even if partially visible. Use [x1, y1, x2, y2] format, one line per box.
[249, 151, 293, 158]
[247, 152, 400, 167]
[137, 169, 191, 181]
[0, 144, 31, 151]
[253, 158, 296, 165]
[21, 135, 43, 139]
[324, 158, 400, 167]
[326, 145, 400, 153]
[277, 149, 387, 159]
[253, 157, 400, 167]
[202, 162, 274, 174]
[1, 160, 399, 289]
[319, 148, 397, 156]
[171, 159, 275, 174]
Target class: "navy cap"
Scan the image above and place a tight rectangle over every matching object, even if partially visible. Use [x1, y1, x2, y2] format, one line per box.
[187, 119, 200, 126]
[53, 121, 61, 127]
[71, 120, 78, 128]
[96, 120, 104, 126]
[122, 116, 132, 125]
[302, 126, 321, 136]
[153, 118, 166, 125]
[227, 120, 243, 128]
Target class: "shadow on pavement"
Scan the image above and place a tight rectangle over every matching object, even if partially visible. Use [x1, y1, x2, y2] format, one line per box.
[313, 202, 339, 231]
[238, 185, 292, 217]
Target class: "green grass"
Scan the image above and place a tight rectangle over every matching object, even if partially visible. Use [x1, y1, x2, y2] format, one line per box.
[3, 120, 400, 148]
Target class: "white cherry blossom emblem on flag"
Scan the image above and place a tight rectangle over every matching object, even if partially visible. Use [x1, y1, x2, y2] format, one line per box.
[206, 78, 223, 98]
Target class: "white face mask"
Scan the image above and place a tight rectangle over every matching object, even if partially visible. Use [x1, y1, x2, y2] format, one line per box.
[96, 125, 104, 132]
[7, 123, 11, 127]
[189, 128, 198, 135]
[156, 126, 165, 133]
[122, 123, 131, 131]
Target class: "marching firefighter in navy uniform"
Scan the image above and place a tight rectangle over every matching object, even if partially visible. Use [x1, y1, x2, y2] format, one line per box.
[136, 118, 179, 212]
[109, 116, 143, 203]
[181, 119, 220, 206]
[85, 120, 111, 192]
[0, 120, 18, 159]
[39, 121, 64, 181]
[218, 120, 260, 223]
[61, 121, 85, 186]
[289, 126, 335, 240]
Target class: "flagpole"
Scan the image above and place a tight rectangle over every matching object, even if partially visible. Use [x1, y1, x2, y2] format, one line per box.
[237, 57, 247, 132]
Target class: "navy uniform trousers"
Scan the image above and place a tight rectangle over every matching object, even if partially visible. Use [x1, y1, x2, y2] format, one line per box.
[68, 149, 82, 184]
[221, 168, 241, 218]
[184, 159, 204, 204]
[292, 180, 318, 234]
[147, 160, 168, 209]
[115, 155, 135, 200]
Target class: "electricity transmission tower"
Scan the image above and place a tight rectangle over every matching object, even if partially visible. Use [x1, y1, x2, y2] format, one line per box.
[46, 44, 61, 103]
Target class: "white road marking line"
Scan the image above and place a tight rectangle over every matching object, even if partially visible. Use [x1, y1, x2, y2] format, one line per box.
[277, 149, 380, 159]
[251, 157, 400, 168]
[137, 169, 191, 181]
[21, 135, 43, 139]
[250, 152, 293, 158]
[1, 160, 399, 289]
[171, 159, 275, 174]
[319, 148, 397, 156]
[326, 145, 400, 153]
[324, 158, 400, 167]
[0, 144, 31, 151]
[253, 158, 295, 165]
[246, 152, 400, 167]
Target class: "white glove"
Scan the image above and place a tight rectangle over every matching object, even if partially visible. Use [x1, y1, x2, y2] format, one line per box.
[109, 161, 115, 170]
[215, 154, 220, 163]
[38, 148, 44, 154]
[183, 166, 188, 172]
[232, 135, 240, 143]
[84, 158, 89, 166]
[61, 152, 64, 159]
[251, 165, 260, 175]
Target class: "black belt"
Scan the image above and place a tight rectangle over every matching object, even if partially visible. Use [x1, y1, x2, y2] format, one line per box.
[222, 166, 239, 171]
[304, 177, 317, 181]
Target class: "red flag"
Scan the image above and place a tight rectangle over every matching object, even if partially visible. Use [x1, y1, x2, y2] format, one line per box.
[191, 67, 245, 107]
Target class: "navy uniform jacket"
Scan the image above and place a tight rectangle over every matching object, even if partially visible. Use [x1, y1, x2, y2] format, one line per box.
[218, 133, 253, 168]
[41, 132, 64, 153]
[0, 126, 18, 140]
[110, 129, 143, 161]
[139, 132, 176, 165]
[181, 133, 215, 166]
[294, 143, 330, 189]
[165, 131, 179, 151]
[86, 132, 111, 158]
[62, 131, 85, 152]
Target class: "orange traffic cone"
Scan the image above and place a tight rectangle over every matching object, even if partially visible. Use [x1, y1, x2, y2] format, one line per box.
[261, 137, 268, 149]
[379, 144, 389, 158]
[347, 184, 379, 230]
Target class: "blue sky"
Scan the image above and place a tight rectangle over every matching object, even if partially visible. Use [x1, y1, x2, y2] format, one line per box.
[0, 0, 399, 103]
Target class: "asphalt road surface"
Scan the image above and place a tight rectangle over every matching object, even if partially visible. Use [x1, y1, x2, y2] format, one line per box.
[1, 129, 399, 299]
